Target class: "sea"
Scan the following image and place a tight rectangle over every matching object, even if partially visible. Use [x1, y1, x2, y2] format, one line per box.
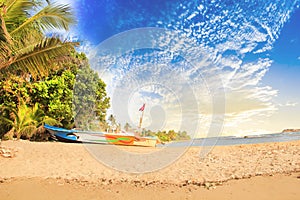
[158, 132, 300, 147]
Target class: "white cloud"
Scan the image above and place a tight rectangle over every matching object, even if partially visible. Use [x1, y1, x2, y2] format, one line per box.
[55, 0, 75, 6]
[86, 33, 278, 137]
[76, 41, 96, 57]
[76, 0, 298, 137]
[278, 101, 298, 107]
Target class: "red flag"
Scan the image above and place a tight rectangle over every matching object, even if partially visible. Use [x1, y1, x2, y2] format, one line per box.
[139, 103, 145, 111]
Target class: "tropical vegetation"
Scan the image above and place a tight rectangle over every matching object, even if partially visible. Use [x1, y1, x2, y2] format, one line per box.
[0, 0, 76, 78]
[0, 0, 189, 142]
[2, 99, 60, 140]
[123, 123, 190, 142]
[145, 129, 190, 142]
[72, 54, 110, 130]
[0, 0, 110, 140]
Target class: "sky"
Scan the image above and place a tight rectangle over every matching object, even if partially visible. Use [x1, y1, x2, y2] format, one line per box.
[58, 0, 300, 137]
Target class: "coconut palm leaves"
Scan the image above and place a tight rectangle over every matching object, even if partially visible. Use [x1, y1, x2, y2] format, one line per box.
[4, 37, 77, 76]
[2, 100, 61, 139]
[10, 2, 75, 34]
[0, 0, 77, 77]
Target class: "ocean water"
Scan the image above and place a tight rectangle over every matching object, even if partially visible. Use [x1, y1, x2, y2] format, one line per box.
[158, 132, 300, 147]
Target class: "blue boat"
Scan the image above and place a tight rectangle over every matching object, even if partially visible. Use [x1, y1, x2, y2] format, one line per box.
[45, 126, 79, 143]
[44, 124, 160, 147]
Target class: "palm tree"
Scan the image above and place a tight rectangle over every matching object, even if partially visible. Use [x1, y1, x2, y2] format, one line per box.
[108, 114, 117, 132]
[2, 99, 60, 139]
[0, 0, 77, 78]
[124, 122, 131, 132]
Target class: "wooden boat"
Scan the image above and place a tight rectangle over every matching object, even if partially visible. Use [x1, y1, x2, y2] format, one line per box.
[44, 124, 159, 147]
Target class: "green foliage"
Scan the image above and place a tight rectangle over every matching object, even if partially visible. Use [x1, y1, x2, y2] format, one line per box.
[0, 104, 11, 138]
[145, 129, 191, 142]
[0, 69, 75, 127]
[95, 79, 110, 122]
[176, 131, 190, 140]
[0, 0, 77, 78]
[30, 69, 76, 127]
[0, 53, 111, 138]
[73, 60, 110, 130]
[124, 122, 131, 132]
[0, 1, 110, 139]
[1, 99, 60, 139]
[156, 131, 170, 142]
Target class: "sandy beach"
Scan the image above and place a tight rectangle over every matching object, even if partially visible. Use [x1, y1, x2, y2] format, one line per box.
[1, 140, 300, 199]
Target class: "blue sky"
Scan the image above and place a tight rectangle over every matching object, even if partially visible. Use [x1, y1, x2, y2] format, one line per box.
[261, 7, 300, 133]
[60, 0, 300, 136]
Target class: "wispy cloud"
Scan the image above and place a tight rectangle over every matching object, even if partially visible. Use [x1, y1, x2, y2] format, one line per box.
[56, 0, 76, 6]
[77, 0, 298, 136]
[278, 101, 298, 107]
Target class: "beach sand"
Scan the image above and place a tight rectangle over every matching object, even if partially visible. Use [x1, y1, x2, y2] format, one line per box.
[0, 140, 299, 199]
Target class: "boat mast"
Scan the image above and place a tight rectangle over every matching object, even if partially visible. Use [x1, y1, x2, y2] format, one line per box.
[138, 103, 145, 136]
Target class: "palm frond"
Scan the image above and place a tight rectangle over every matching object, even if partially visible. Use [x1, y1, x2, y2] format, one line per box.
[0, 37, 78, 77]
[42, 116, 61, 126]
[19, 124, 36, 138]
[11, 3, 75, 35]
[0, 40, 11, 57]
[0, 115, 14, 126]
[3, 0, 37, 32]
[31, 102, 45, 122]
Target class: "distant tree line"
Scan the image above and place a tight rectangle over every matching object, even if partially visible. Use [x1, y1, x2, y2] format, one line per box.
[122, 122, 191, 142]
[144, 129, 191, 142]
[103, 118, 191, 142]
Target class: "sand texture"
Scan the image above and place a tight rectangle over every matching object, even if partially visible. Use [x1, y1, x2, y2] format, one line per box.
[0, 140, 299, 199]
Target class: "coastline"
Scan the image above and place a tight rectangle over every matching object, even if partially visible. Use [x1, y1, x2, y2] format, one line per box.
[1, 140, 299, 199]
